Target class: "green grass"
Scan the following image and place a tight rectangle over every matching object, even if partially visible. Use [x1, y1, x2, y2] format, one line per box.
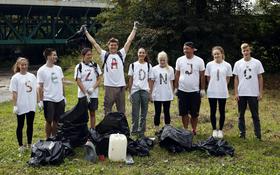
[0, 68, 279, 175]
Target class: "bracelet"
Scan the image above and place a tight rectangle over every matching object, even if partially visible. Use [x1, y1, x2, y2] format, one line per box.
[133, 27, 137, 30]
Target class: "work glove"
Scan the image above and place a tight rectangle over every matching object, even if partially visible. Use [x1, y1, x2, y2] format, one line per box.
[87, 87, 94, 95]
[13, 106, 18, 114]
[38, 101, 44, 111]
[200, 89, 206, 97]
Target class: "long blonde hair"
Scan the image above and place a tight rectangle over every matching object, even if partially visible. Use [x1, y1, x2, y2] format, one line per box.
[12, 57, 29, 73]
[157, 51, 170, 69]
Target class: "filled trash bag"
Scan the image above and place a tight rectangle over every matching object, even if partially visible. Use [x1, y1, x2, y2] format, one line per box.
[89, 113, 130, 156]
[28, 140, 65, 166]
[56, 97, 89, 147]
[159, 125, 193, 153]
[95, 112, 130, 137]
[127, 137, 154, 156]
[84, 140, 98, 163]
[66, 26, 91, 48]
[193, 137, 235, 157]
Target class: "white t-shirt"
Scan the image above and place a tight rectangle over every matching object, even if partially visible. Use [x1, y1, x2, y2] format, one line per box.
[205, 60, 232, 98]
[233, 57, 264, 97]
[74, 62, 102, 98]
[151, 65, 175, 101]
[100, 48, 126, 87]
[175, 55, 205, 92]
[128, 61, 153, 95]
[9, 72, 37, 115]
[37, 64, 64, 102]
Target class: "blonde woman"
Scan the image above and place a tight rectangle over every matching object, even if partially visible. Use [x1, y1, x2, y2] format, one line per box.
[9, 57, 37, 153]
[205, 46, 232, 138]
[151, 51, 174, 133]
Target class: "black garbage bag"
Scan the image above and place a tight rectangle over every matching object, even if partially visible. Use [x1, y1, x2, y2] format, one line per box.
[89, 113, 130, 156]
[127, 137, 154, 156]
[193, 137, 235, 157]
[95, 112, 130, 137]
[56, 97, 89, 147]
[159, 125, 193, 153]
[28, 140, 65, 166]
[66, 26, 91, 48]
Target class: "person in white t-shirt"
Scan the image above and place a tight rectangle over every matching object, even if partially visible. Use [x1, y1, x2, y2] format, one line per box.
[150, 51, 174, 134]
[233, 43, 264, 140]
[127, 48, 153, 137]
[74, 48, 102, 129]
[174, 42, 205, 135]
[84, 21, 139, 116]
[9, 57, 37, 153]
[205, 46, 232, 139]
[37, 48, 65, 139]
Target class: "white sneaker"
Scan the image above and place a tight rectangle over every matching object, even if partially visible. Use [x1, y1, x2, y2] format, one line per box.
[217, 130, 224, 139]
[18, 146, 25, 154]
[212, 130, 218, 138]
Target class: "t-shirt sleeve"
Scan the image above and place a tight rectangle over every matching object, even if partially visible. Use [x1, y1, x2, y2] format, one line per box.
[232, 62, 238, 75]
[59, 66, 64, 79]
[9, 75, 17, 92]
[205, 63, 210, 76]
[37, 68, 44, 84]
[119, 48, 127, 61]
[175, 59, 180, 71]
[128, 64, 133, 76]
[257, 61, 265, 74]
[148, 63, 153, 79]
[227, 63, 233, 77]
[97, 64, 102, 75]
[74, 64, 80, 80]
[100, 50, 106, 63]
[199, 59, 205, 71]
[170, 67, 175, 80]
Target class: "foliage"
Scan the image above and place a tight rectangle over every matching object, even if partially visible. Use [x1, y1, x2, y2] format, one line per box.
[91, 0, 280, 72]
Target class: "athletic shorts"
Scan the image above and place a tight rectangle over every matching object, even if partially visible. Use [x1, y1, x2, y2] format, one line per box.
[177, 90, 201, 118]
[43, 100, 65, 122]
[88, 98, 98, 111]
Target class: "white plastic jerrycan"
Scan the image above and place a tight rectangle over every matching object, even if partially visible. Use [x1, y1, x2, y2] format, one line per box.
[108, 133, 127, 161]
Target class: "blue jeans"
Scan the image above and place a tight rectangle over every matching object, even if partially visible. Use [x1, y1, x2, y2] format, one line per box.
[131, 90, 149, 136]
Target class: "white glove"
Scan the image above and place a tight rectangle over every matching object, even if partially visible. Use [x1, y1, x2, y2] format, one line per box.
[13, 106, 18, 114]
[38, 101, 44, 110]
[173, 88, 178, 96]
[87, 87, 94, 95]
[133, 21, 139, 30]
[200, 89, 206, 97]
[86, 93, 91, 103]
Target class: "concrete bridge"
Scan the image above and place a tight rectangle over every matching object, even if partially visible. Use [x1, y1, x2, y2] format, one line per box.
[0, 0, 112, 45]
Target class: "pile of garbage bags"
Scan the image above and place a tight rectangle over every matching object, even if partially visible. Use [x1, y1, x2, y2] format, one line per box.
[157, 125, 234, 156]
[28, 97, 88, 166]
[88, 112, 154, 157]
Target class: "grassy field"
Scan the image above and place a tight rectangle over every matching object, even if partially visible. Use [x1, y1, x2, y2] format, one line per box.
[0, 67, 279, 175]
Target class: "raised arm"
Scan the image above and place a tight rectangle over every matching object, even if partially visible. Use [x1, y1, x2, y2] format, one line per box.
[123, 21, 139, 53]
[84, 28, 102, 55]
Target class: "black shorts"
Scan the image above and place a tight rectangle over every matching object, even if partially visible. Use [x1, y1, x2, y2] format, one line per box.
[88, 98, 98, 111]
[177, 90, 201, 118]
[43, 100, 65, 122]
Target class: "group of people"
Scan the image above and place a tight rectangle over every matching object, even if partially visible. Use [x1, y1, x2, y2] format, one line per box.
[9, 22, 264, 153]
